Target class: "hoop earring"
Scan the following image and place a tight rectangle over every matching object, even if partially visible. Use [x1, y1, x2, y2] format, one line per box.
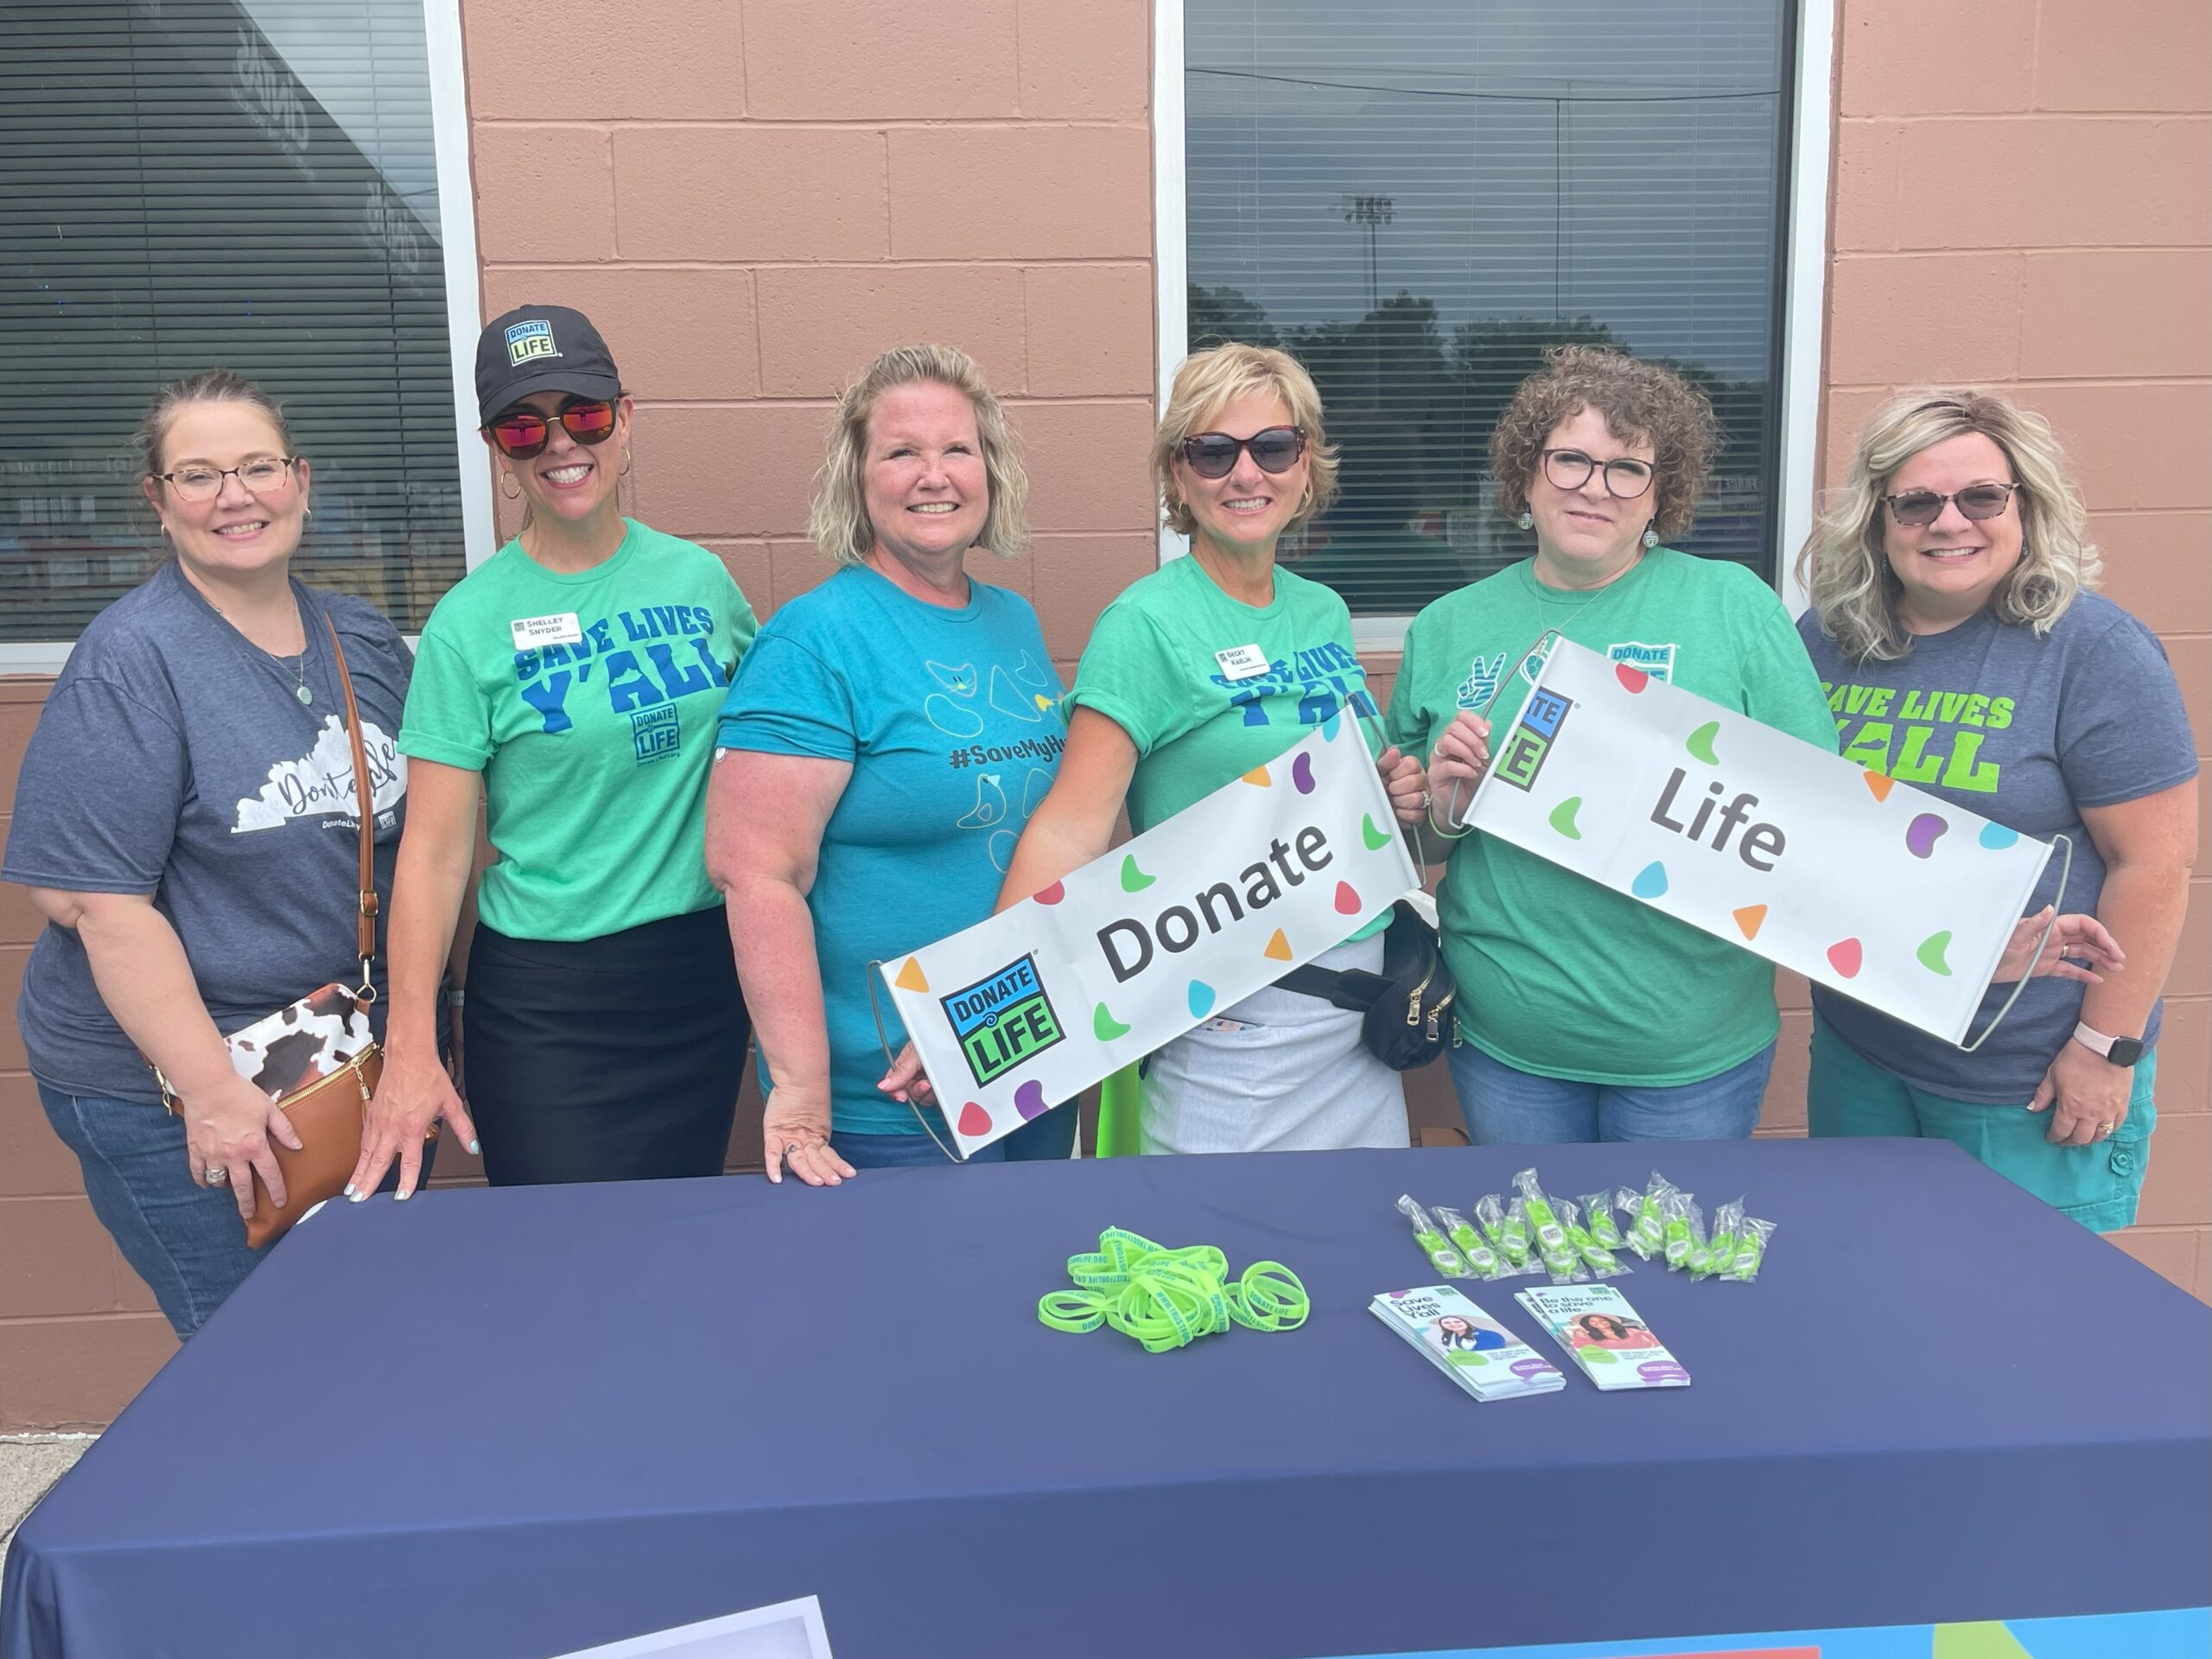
[1516, 511, 1534, 531]
[620, 448, 633, 480]
[1641, 524, 1659, 549]
[499, 473, 522, 500]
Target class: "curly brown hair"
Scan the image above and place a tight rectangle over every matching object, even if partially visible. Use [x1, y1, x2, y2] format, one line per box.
[1489, 345, 1719, 542]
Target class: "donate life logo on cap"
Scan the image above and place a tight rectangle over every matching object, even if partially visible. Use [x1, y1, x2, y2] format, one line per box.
[505, 318, 560, 366]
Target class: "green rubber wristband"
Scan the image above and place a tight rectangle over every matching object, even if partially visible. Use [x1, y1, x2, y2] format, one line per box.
[1040, 1230, 1309, 1352]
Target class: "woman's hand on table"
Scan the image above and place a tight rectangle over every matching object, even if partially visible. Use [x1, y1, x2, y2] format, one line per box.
[1376, 746, 1427, 825]
[351, 1043, 476, 1203]
[2030, 1038, 2133, 1148]
[1991, 907, 2125, 985]
[181, 1071, 302, 1222]
[764, 1083, 855, 1187]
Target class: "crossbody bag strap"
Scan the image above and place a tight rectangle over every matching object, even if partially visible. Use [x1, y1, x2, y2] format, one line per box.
[321, 610, 379, 988]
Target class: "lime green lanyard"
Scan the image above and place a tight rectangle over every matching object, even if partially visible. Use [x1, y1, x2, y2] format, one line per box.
[1039, 1227, 1310, 1353]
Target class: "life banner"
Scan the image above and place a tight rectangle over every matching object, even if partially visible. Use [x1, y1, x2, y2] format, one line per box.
[1461, 638, 2051, 1046]
[881, 715, 1421, 1157]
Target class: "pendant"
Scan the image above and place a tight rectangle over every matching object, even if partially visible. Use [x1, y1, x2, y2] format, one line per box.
[296, 685, 314, 705]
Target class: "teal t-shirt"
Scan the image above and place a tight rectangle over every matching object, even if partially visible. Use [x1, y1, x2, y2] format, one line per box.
[715, 565, 1065, 1136]
[400, 519, 758, 941]
[1069, 554, 1392, 943]
[1386, 549, 1837, 1085]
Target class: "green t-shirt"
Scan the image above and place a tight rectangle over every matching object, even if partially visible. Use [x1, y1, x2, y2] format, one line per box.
[1385, 549, 1836, 1084]
[1069, 554, 1391, 942]
[400, 519, 759, 941]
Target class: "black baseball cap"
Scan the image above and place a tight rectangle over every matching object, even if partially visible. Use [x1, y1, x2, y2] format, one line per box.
[475, 304, 622, 426]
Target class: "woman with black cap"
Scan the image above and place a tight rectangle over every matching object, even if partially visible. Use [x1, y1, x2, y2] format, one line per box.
[350, 304, 760, 1194]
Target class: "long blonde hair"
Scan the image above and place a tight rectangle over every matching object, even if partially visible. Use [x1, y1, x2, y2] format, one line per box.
[809, 345, 1028, 566]
[1798, 388, 2099, 663]
[1153, 343, 1339, 536]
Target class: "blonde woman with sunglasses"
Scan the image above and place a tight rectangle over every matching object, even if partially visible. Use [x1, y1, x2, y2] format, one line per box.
[354, 305, 760, 1196]
[1796, 388, 2196, 1230]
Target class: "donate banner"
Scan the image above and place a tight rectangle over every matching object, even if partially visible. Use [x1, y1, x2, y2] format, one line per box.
[882, 716, 1421, 1157]
[1462, 639, 2051, 1045]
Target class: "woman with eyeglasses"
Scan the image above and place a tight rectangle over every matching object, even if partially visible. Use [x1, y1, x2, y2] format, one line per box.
[352, 305, 760, 1195]
[1795, 389, 2196, 1230]
[981, 343, 1429, 1155]
[3, 370, 422, 1333]
[1384, 346, 1837, 1144]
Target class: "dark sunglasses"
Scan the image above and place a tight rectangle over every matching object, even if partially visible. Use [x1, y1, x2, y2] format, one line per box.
[1882, 482, 2018, 527]
[486, 397, 619, 460]
[1178, 425, 1306, 480]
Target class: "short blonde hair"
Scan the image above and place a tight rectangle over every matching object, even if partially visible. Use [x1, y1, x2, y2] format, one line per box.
[1489, 345, 1717, 541]
[1154, 343, 1338, 537]
[1797, 388, 2099, 664]
[809, 344, 1029, 566]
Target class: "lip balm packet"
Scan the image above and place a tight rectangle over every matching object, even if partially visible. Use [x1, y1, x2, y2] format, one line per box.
[1475, 1192, 1533, 1271]
[1720, 1216, 1775, 1282]
[1396, 1193, 1471, 1278]
[1431, 1205, 1507, 1280]
[1620, 1172, 1675, 1261]
[1513, 1168, 1587, 1285]
[1662, 1189, 1702, 1273]
[1557, 1198, 1630, 1277]
[1694, 1198, 1745, 1281]
[1579, 1192, 1625, 1251]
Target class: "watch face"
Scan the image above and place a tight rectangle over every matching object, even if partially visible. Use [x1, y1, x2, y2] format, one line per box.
[2109, 1038, 2145, 1067]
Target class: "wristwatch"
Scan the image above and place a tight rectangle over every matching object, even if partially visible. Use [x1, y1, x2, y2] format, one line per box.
[2073, 1020, 2145, 1068]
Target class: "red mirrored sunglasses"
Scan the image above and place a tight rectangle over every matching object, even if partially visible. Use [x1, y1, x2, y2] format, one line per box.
[486, 398, 618, 460]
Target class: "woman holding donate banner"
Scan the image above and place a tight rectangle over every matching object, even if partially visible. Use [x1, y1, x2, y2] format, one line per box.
[1797, 390, 2197, 1230]
[983, 343, 1429, 1155]
[1389, 346, 1838, 1145]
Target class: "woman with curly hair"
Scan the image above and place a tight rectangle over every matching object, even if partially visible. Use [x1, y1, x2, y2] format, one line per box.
[1384, 346, 1835, 1143]
[1796, 389, 2196, 1230]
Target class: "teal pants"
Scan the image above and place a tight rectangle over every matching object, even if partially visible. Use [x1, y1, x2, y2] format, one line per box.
[1807, 1013, 2156, 1233]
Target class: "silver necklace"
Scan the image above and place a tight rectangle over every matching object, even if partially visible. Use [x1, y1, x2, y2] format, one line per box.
[279, 647, 313, 705]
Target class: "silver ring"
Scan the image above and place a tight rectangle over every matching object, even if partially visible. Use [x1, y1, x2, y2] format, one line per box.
[205, 1166, 228, 1186]
[1420, 789, 1432, 809]
[2096, 1122, 2114, 1138]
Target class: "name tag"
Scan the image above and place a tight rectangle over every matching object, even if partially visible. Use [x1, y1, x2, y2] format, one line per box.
[510, 613, 582, 650]
[1215, 644, 1270, 682]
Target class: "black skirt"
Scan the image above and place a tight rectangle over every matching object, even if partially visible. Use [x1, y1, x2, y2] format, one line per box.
[462, 906, 749, 1185]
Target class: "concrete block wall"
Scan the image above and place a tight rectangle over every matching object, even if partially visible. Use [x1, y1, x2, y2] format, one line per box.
[1822, 0, 2212, 1298]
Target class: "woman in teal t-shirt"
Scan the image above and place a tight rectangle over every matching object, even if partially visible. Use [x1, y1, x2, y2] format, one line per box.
[994, 344, 1428, 1155]
[1386, 346, 1836, 1145]
[353, 304, 759, 1194]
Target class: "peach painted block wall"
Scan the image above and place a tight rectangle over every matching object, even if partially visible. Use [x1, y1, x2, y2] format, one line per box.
[1819, 0, 2212, 1300]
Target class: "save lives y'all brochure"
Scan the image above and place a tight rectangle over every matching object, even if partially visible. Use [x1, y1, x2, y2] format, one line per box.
[1370, 1286, 1565, 1402]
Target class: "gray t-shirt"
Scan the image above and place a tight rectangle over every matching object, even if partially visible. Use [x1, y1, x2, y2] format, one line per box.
[4, 560, 412, 1102]
[1798, 593, 2197, 1103]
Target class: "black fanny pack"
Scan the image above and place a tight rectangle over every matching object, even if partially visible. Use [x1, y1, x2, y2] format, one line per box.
[1278, 899, 1455, 1071]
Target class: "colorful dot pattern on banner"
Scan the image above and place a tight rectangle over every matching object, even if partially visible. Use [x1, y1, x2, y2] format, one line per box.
[1862, 770, 1895, 802]
[958, 1102, 992, 1137]
[1033, 880, 1065, 906]
[1187, 981, 1216, 1018]
[895, 958, 929, 992]
[1291, 752, 1316, 794]
[1827, 938, 1864, 978]
[1119, 854, 1154, 892]
[1014, 1079, 1050, 1121]
[1263, 928, 1293, 962]
[1733, 904, 1766, 939]
[1615, 664, 1649, 693]
[1333, 880, 1362, 914]
[1917, 931, 1955, 975]
[1631, 861, 1669, 899]
[1548, 797, 1584, 839]
[1241, 766, 1271, 786]
[1906, 813, 1949, 858]
[1319, 710, 1341, 741]
[1686, 721, 1720, 765]
[1094, 1003, 1131, 1040]
[1979, 823, 2019, 849]
[1361, 814, 1393, 850]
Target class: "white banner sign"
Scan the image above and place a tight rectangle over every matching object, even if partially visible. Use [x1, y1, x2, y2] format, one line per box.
[1463, 639, 2051, 1044]
[883, 716, 1421, 1156]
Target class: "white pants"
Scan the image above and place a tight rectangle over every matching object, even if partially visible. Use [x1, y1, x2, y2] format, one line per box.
[1139, 935, 1410, 1154]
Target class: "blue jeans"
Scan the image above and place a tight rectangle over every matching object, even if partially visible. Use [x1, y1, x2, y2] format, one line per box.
[830, 1097, 1077, 1169]
[1446, 1039, 1776, 1145]
[40, 1082, 425, 1339]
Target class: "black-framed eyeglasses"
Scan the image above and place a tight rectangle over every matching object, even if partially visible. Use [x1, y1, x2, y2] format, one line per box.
[1882, 482, 2018, 527]
[153, 456, 299, 502]
[485, 397, 619, 460]
[1178, 426, 1306, 480]
[1541, 448, 1656, 499]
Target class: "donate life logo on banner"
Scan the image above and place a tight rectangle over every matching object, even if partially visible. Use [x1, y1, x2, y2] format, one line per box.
[882, 714, 1421, 1157]
[1463, 639, 2052, 1046]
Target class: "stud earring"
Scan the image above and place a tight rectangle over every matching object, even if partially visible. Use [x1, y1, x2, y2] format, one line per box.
[1642, 524, 1659, 549]
[1516, 511, 1535, 531]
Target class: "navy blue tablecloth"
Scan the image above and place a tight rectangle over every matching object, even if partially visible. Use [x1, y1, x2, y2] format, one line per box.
[5, 1137, 2207, 1659]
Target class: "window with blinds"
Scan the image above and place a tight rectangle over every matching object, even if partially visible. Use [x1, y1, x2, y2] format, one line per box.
[1185, 1, 1795, 614]
[0, 0, 464, 644]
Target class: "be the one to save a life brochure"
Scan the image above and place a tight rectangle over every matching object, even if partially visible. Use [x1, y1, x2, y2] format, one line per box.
[1514, 1283, 1692, 1389]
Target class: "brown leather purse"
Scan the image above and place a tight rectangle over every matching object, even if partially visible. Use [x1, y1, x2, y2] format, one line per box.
[157, 611, 428, 1248]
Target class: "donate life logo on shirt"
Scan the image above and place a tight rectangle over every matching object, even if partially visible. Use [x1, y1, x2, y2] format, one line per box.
[512, 603, 732, 760]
